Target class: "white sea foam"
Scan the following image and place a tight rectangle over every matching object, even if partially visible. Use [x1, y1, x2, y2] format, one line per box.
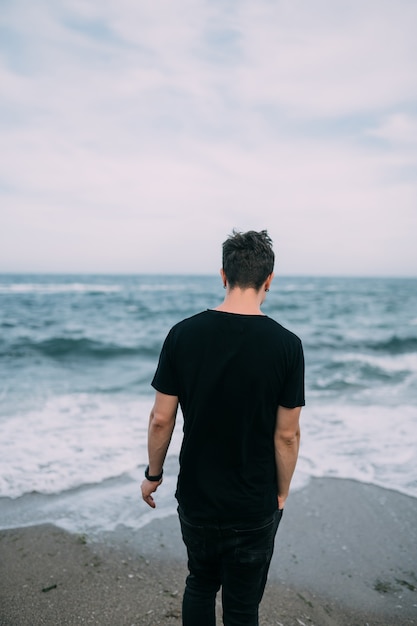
[0, 467, 180, 535]
[0, 283, 121, 294]
[0, 394, 183, 499]
[0, 394, 416, 534]
[337, 351, 417, 374]
[1, 392, 415, 503]
[298, 402, 417, 498]
[136, 283, 188, 292]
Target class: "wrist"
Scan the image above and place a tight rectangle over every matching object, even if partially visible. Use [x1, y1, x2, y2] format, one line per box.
[145, 465, 163, 482]
[277, 494, 287, 509]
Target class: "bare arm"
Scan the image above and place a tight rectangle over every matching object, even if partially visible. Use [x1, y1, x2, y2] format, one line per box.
[274, 405, 302, 510]
[141, 391, 178, 508]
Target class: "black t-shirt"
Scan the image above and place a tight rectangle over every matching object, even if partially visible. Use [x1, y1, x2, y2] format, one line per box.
[152, 309, 305, 522]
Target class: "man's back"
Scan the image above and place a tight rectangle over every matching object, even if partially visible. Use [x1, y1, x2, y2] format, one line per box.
[152, 309, 304, 521]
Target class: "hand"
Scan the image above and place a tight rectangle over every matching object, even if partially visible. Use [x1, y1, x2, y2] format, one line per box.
[141, 478, 163, 508]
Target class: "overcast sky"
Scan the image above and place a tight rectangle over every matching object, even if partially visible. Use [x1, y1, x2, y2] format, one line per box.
[1, 0, 416, 276]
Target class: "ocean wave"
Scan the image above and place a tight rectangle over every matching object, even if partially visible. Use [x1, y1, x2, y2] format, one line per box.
[298, 402, 417, 500]
[4, 337, 160, 360]
[309, 350, 415, 393]
[366, 335, 417, 354]
[304, 334, 417, 355]
[0, 283, 121, 295]
[337, 350, 417, 373]
[312, 367, 409, 393]
[0, 393, 184, 499]
[312, 378, 365, 392]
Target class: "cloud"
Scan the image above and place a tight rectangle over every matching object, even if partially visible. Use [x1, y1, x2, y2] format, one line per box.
[368, 113, 417, 146]
[235, 1, 417, 117]
[0, 0, 416, 275]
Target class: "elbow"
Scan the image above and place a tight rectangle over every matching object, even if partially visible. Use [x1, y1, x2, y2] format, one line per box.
[150, 411, 166, 429]
[276, 428, 300, 448]
[148, 393, 178, 432]
[149, 408, 176, 430]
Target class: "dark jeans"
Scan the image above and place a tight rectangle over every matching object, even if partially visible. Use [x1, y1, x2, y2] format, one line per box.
[178, 508, 282, 626]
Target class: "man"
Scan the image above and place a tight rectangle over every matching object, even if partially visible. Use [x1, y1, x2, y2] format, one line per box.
[141, 230, 305, 626]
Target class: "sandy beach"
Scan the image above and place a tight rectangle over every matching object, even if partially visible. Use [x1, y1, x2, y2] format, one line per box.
[1, 478, 416, 626]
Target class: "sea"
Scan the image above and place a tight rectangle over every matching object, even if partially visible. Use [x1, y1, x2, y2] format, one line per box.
[0, 274, 416, 536]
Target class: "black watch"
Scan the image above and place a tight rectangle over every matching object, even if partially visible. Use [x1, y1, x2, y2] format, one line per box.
[145, 465, 163, 482]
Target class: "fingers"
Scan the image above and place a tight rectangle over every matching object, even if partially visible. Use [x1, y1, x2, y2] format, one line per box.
[141, 479, 161, 508]
[143, 494, 156, 508]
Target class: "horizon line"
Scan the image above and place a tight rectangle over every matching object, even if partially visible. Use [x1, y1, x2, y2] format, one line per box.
[0, 271, 416, 280]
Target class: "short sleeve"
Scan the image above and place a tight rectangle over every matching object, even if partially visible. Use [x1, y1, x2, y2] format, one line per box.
[279, 338, 305, 408]
[151, 331, 179, 396]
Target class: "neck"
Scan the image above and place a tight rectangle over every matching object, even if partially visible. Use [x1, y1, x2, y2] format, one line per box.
[214, 287, 265, 315]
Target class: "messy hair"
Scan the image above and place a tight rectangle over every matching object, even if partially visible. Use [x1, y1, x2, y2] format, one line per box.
[222, 230, 275, 290]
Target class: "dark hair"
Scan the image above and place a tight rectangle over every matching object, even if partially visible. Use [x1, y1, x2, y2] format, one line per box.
[222, 230, 275, 290]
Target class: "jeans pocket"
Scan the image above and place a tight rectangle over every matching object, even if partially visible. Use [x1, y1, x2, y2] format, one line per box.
[232, 510, 280, 534]
[235, 547, 271, 566]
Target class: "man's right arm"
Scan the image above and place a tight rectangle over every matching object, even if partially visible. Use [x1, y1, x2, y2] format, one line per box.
[274, 405, 302, 510]
[141, 391, 178, 508]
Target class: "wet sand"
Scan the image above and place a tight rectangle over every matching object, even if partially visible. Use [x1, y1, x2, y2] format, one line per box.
[1, 478, 416, 625]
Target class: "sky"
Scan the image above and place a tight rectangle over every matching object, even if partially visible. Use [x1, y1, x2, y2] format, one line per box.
[1, 0, 416, 276]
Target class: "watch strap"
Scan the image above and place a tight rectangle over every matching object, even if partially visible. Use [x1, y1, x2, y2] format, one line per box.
[145, 466, 163, 482]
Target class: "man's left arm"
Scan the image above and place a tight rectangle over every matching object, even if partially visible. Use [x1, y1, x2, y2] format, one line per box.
[141, 391, 178, 508]
[274, 405, 302, 511]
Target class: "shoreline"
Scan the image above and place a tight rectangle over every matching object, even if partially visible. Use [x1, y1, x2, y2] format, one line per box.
[1, 477, 416, 625]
